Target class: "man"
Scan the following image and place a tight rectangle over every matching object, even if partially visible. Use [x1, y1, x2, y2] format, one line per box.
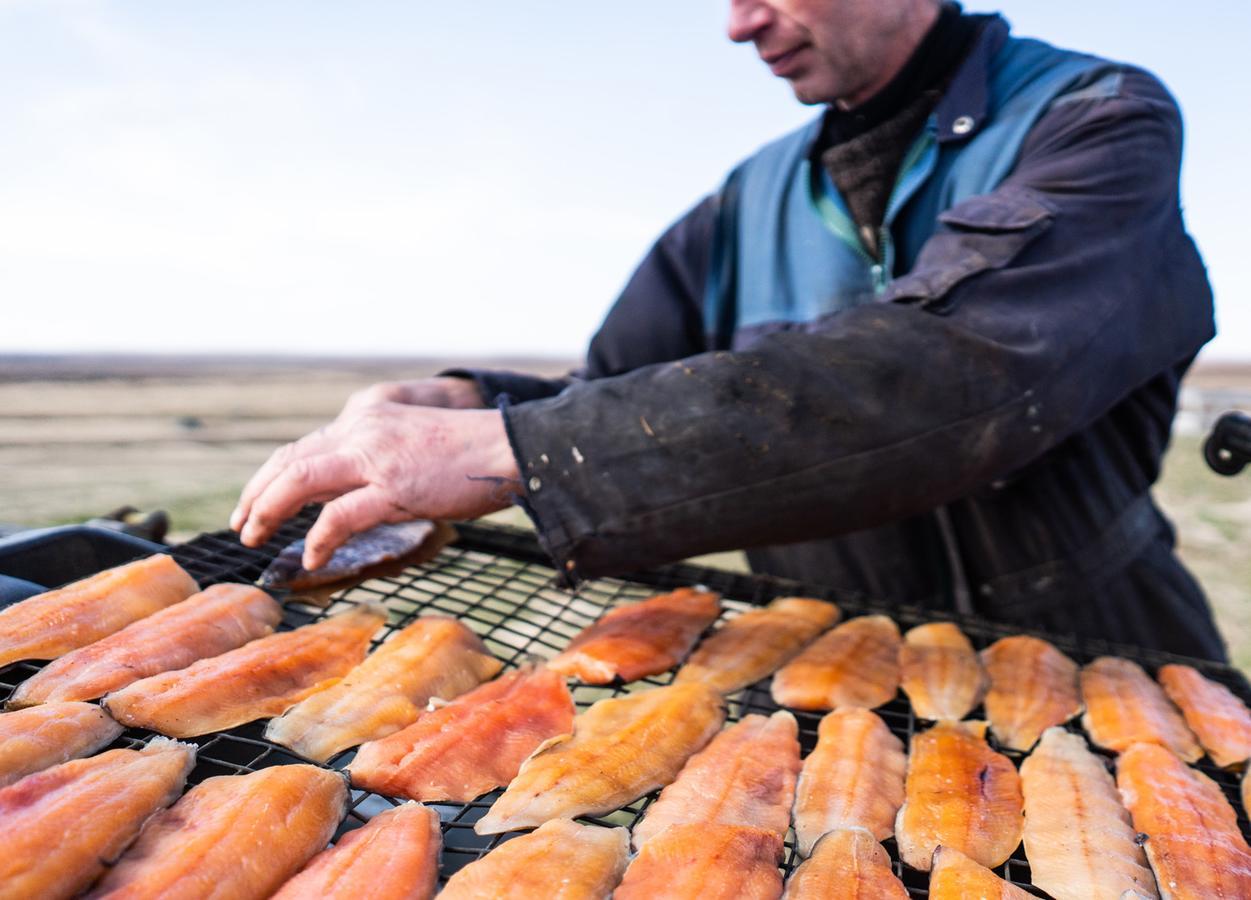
[233, 0, 1225, 659]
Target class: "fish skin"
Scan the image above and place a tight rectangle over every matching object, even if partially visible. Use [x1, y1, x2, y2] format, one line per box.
[895, 720, 1024, 872]
[265, 616, 501, 762]
[1020, 728, 1158, 900]
[782, 828, 908, 900]
[980, 635, 1082, 752]
[475, 681, 725, 834]
[675, 597, 840, 694]
[259, 520, 440, 591]
[0, 737, 195, 900]
[899, 622, 988, 721]
[631, 710, 800, 850]
[1081, 657, 1202, 762]
[348, 665, 574, 802]
[1117, 741, 1251, 900]
[771, 615, 901, 711]
[271, 802, 442, 900]
[614, 824, 784, 900]
[440, 819, 629, 900]
[103, 603, 385, 737]
[547, 587, 721, 684]
[0, 701, 124, 788]
[9, 584, 282, 708]
[1157, 664, 1251, 768]
[928, 846, 1034, 899]
[0, 554, 198, 668]
[792, 707, 906, 856]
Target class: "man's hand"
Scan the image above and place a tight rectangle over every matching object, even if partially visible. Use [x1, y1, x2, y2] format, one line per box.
[340, 376, 484, 415]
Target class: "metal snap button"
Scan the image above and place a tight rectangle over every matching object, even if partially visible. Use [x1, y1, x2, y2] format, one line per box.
[528, 476, 542, 492]
[952, 115, 975, 136]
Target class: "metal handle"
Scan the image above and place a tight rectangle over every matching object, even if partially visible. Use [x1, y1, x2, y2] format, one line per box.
[1203, 411, 1251, 476]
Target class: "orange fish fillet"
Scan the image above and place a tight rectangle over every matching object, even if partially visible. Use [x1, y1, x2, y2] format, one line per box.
[440, 819, 629, 900]
[1081, 657, 1202, 762]
[271, 802, 441, 900]
[9, 584, 281, 708]
[265, 616, 501, 762]
[899, 622, 988, 721]
[615, 824, 783, 900]
[103, 603, 385, 737]
[782, 828, 908, 900]
[675, 597, 840, 694]
[547, 587, 721, 684]
[895, 720, 1023, 871]
[771, 615, 901, 711]
[0, 701, 123, 788]
[1020, 727, 1158, 900]
[792, 707, 905, 856]
[1157, 664, 1251, 768]
[928, 846, 1033, 900]
[0, 737, 195, 900]
[0, 554, 198, 668]
[631, 711, 800, 849]
[475, 681, 725, 834]
[980, 635, 1082, 751]
[86, 764, 348, 899]
[348, 665, 574, 802]
[1117, 741, 1251, 900]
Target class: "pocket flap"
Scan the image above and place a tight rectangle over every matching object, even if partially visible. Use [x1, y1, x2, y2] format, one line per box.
[937, 187, 1057, 233]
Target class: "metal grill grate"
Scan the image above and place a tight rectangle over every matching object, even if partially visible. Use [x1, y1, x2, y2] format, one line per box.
[3, 510, 1250, 896]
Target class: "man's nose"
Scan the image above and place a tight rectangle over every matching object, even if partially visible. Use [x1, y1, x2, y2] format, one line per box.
[727, 0, 774, 44]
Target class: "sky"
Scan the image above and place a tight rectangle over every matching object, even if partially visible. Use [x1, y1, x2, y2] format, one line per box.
[1, 1, 1249, 359]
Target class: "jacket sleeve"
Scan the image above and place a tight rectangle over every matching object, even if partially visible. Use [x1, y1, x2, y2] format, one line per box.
[502, 69, 1216, 578]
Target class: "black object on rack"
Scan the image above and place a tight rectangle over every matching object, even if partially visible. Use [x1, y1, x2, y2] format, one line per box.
[1204, 411, 1251, 476]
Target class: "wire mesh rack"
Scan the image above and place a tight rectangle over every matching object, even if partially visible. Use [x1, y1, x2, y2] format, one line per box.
[3, 509, 1250, 897]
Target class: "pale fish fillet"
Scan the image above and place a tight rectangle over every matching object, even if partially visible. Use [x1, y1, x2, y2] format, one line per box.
[675, 597, 840, 694]
[103, 603, 385, 737]
[1020, 727, 1158, 899]
[0, 701, 123, 788]
[259, 520, 448, 591]
[928, 846, 1033, 899]
[631, 711, 800, 849]
[440, 819, 628, 900]
[615, 824, 783, 900]
[899, 622, 988, 720]
[86, 764, 348, 900]
[1081, 657, 1202, 762]
[1157, 664, 1251, 768]
[271, 802, 441, 900]
[0, 737, 195, 900]
[475, 681, 725, 834]
[980, 635, 1082, 751]
[792, 707, 905, 856]
[547, 587, 721, 684]
[348, 665, 574, 802]
[9, 584, 282, 707]
[895, 720, 1023, 871]
[782, 828, 908, 900]
[265, 616, 501, 762]
[771, 615, 901, 711]
[0, 554, 198, 668]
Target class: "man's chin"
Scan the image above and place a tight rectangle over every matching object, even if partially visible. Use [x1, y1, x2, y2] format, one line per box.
[785, 75, 836, 106]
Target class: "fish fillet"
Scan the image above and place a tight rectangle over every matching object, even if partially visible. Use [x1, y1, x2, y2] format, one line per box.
[265, 616, 501, 762]
[0, 701, 123, 788]
[928, 846, 1033, 899]
[547, 587, 721, 684]
[0, 737, 195, 900]
[782, 828, 908, 900]
[895, 720, 1023, 871]
[675, 597, 840, 694]
[9, 584, 282, 707]
[1157, 664, 1251, 768]
[348, 665, 574, 802]
[899, 622, 988, 720]
[792, 707, 905, 856]
[271, 802, 441, 900]
[86, 764, 348, 900]
[103, 603, 385, 737]
[1117, 741, 1251, 900]
[615, 824, 783, 900]
[0, 554, 198, 668]
[259, 520, 448, 591]
[771, 615, 901, 711]
[631, 711, 800, 849]
[475, 681, 725, 834]
[440, 819, 629, 900]
[1020, 727, 1158, 900]
[1081, 657, 1202, 762]
[980, 635, 1082, 751]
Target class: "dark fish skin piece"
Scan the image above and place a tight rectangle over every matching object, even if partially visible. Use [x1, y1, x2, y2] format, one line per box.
[259, 521, 448, 591]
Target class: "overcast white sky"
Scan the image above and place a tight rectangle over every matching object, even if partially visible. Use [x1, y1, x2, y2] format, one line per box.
[2, 1, 1249, 358]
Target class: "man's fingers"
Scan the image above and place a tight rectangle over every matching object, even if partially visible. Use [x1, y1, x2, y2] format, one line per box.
[301, 486, 396, 571]
[230, 430, 334, 532]
[238, 453, 365, 548]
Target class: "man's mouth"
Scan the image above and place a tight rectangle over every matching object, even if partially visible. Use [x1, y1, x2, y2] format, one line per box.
[762, 44, 809, 77]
